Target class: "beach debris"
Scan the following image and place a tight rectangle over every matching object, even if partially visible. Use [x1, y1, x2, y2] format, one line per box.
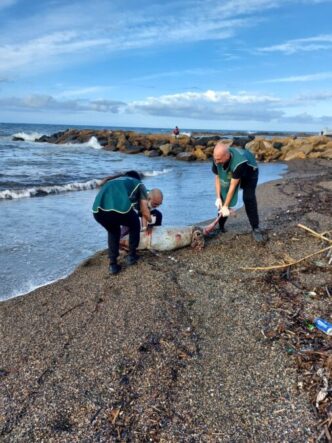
[314, 318, 332, 336]
[243, 224, 332, 271]
[316, 368, 329, 408]
[303, 320, 316, 332]
[108, 408, 121, 425]
[260, 234, 331, 441]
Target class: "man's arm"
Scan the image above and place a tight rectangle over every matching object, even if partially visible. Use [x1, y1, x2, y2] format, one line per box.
[223, 178, 240, 208]
[99, 176, 113, 187]
[215, 174, 221, 199]
[140, 199, 152, 225]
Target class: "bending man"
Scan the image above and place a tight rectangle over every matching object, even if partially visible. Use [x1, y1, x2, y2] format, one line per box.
[92, 171, 160, 274]
[212, 141, 264, 242]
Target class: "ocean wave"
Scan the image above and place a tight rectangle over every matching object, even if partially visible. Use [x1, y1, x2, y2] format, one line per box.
[0, 179, 102, 200]
[142, 168, 172, 177]
[12, 131, 44, 142]
[2, 275, 69, 301]
[62, 136, 103, 150]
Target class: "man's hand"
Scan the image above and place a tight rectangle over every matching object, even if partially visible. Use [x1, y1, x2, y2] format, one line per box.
[220, 206, 230, 217]
[215, 198, 222, 211]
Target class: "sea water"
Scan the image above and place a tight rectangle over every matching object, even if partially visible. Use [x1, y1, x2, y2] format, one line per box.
[0, 123, 287, 300]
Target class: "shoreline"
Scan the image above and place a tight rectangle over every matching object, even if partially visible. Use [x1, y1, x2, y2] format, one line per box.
[2, 162, 288, 303]
[1, 158, 331, 441]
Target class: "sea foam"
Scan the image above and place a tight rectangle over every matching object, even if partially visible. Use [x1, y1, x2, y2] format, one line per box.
[12, 131, 44, 142]
[62, 136, 103, 150]
[0, 178, 102, 200]
[143, 168, 172, 177]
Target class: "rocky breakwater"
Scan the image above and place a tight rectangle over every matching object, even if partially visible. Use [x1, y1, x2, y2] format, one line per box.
[247, 135, 332, 162]
[33, 129, 332, 162]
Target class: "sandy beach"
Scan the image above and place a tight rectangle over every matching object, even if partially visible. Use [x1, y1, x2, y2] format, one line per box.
[1, 159, 331, 442]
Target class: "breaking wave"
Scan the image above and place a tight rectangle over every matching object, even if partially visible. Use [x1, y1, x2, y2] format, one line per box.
[62, 136, 103, 150]
[12, 133, 103, 150]
[12, 131, 44, 142]
[0, 179, 102, 200]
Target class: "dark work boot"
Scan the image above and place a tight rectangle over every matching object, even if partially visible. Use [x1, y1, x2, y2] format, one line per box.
[252, 228, 264, 243]
[127, 254, 139, 266]
[109, 263, 121, 274]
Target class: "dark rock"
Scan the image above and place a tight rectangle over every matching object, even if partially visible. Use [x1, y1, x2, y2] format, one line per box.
[63, 136, 79, 144]
[193, 135, 222, 146]
[273, 142, 284, 150]
[104, 142, 118, 151]
[97, 136, 109, 147]
[12, 136, 25, 141]
[125, 145, 145, 154]
[176, 152, 196, 161]
[36, 135, 51, 142]
[169, 144, 183, 156]
[232, 137, 248, 148]
[231, 136, 255, 148]
[144, 150, 160, 157]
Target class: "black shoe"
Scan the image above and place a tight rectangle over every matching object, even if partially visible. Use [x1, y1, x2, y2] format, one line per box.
[109, 263, 121, 274]
[252, 228, 264, 243]
[127, 254, 139, 266]
[220, 226, 227, 233]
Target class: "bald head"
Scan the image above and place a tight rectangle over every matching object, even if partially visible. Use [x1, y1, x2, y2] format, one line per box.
[148, 188, 163, 208]
[213, 141, 232, 165]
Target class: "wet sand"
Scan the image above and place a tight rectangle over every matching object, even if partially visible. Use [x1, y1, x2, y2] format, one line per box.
[1, 159, 331, 442]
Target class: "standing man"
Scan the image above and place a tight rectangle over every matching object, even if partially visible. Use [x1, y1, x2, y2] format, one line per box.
[172, 126, 180, 138]
[212, 141, 264, 242]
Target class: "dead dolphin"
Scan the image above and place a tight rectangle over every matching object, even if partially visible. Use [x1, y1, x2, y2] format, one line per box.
[120, 225, 205, 251]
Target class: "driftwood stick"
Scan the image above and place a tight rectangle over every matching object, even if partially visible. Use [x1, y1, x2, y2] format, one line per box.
[242, 245, 332, 271]
[297, 224, 332, 244]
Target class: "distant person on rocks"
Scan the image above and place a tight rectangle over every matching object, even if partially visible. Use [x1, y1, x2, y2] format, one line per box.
[173, 126, 180, 138]
[92, 170, 162, 274]
[212, 141, 264, 242]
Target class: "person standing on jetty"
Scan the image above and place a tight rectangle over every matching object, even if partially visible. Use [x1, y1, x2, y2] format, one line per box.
[212, 141, 264, 242]
[92, 171, 160, 274]
[173, 126, 180, 138]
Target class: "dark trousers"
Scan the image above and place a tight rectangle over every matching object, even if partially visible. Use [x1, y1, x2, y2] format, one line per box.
[94, 209, 140, 263]
[219, 169, 259, 230]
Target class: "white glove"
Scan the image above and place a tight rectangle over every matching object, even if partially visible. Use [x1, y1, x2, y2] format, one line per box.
[149, 215, 157, 225]
[215, 198, 222, 211]
[220, 206, 230, 217]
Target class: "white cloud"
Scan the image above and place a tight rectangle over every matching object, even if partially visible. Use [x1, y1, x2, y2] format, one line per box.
[260, 72, 332, 83]
[127, 90, 282, 121]
[0, 32, 111, 75]
[0, 94, 126, 113]
[0, 0, 309, 76]
[56, 86, 113, 98]
[1, 88, 332, 126]
[280, 112, 332, 125]
[292, 91, 332, 103]
[258, 34, 332, 55]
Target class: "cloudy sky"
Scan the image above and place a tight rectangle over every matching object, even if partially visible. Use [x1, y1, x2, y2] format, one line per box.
[0, 0, 331, 131]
